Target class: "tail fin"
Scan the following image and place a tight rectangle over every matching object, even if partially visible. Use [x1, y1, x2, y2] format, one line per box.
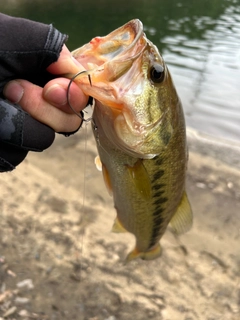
[125, 243, 162, 262]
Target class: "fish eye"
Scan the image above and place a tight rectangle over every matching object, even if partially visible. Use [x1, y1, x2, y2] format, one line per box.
[149, 64, 165, 84]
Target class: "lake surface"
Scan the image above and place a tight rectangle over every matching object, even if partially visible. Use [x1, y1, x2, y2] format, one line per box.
[2, 0, 240, 142]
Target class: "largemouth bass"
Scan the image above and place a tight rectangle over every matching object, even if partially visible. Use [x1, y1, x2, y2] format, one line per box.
[71, 19, 193, 261]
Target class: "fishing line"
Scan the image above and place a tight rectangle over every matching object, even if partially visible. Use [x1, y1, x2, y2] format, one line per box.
[78, 120, 88, 282]
[66, 71, 93, 281]
[66, 71, 93, 123]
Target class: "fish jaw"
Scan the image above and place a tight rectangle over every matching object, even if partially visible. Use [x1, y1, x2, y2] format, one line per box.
[71, 19, 147, 111]
[71, 19, 177, 158]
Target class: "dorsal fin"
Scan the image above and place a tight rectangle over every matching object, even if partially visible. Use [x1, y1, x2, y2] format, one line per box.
[170, 191, 193, 234]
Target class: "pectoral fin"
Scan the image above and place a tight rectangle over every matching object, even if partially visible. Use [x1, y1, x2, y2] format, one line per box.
[126, 159, 151, 200]
[102, 163, 113, 196]
[170, 191, 193, 235]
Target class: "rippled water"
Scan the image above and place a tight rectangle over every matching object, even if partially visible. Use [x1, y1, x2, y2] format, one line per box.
[157, 4, 240, 142]
[2, 0, 240, 142]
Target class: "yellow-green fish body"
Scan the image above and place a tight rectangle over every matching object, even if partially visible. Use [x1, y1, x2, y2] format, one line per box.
[71, 19, 193, 261]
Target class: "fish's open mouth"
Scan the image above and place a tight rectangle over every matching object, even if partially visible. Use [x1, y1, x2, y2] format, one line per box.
[71, 19, 170, 158]
[72, 19, 145, 69]
[71, 19, 148, 107]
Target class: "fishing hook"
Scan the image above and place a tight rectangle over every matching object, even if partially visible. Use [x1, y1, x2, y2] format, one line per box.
[67, 70, 93, 122]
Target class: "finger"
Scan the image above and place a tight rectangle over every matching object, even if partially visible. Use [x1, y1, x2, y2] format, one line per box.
[3, 79, 86, 133]
[43, 77, 88, 114]
[47, 44, 83, 75]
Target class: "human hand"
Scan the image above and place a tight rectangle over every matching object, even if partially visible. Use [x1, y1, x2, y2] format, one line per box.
[3, 45, 88, 133]
[0, 14, 88, 172]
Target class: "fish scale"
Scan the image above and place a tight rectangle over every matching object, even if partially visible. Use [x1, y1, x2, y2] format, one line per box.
[70, 19, 193, 261]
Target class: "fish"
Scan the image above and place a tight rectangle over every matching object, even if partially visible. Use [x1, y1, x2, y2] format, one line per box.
[70, 19, 193, 261]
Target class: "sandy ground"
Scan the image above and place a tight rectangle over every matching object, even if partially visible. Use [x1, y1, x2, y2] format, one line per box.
[0, 125, 239, 320]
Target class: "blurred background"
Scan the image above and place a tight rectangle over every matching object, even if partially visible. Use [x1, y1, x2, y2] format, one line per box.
[2, 0, 240, 142]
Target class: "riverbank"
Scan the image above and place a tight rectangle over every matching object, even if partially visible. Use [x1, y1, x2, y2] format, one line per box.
[0, 127, 239, 320]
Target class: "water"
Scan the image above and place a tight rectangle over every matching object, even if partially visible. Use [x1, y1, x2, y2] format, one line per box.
[161, 5, 240, 142]
[1, 0, 240, 142]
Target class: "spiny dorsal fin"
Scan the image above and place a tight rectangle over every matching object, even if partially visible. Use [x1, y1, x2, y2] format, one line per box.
[170, 191, 193, 235]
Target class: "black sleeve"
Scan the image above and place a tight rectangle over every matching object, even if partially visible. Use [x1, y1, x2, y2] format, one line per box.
[0, 99, 55, 172]
[0, 12, 68, 93]
[0, 13, 68, 172]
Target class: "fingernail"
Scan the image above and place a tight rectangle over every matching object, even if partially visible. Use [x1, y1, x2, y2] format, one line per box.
[3, 80, 24, 103]
[44, 84, 67, 106]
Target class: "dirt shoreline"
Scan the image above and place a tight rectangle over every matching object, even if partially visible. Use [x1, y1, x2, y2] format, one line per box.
[0, 127, 239, 320]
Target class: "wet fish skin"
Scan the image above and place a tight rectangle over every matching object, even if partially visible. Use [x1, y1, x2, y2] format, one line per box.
[92, 93, 191, 261]
[70, 19, 193, 261]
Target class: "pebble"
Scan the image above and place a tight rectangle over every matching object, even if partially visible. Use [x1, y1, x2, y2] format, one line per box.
[3, 306, 17, 318]
[7, 269, 16, 277]
[227, 181, 233, 189]
[15, 296, 30, 304]
[196, 182, 206, 189]
[16, 279, 34, 290]
[18, 309, 29, 317]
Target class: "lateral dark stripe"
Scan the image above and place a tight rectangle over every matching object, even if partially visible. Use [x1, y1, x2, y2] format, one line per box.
[153, 215, 164, 225]
[153, 197, 168, 206]
[153, 190, 165, 198]
[148, 211, 165, 249]
[153, 170, 164, 180]
[152, 183, 165, 191]
[148, 158, 167, 249]
[152, 207, 164, 216]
